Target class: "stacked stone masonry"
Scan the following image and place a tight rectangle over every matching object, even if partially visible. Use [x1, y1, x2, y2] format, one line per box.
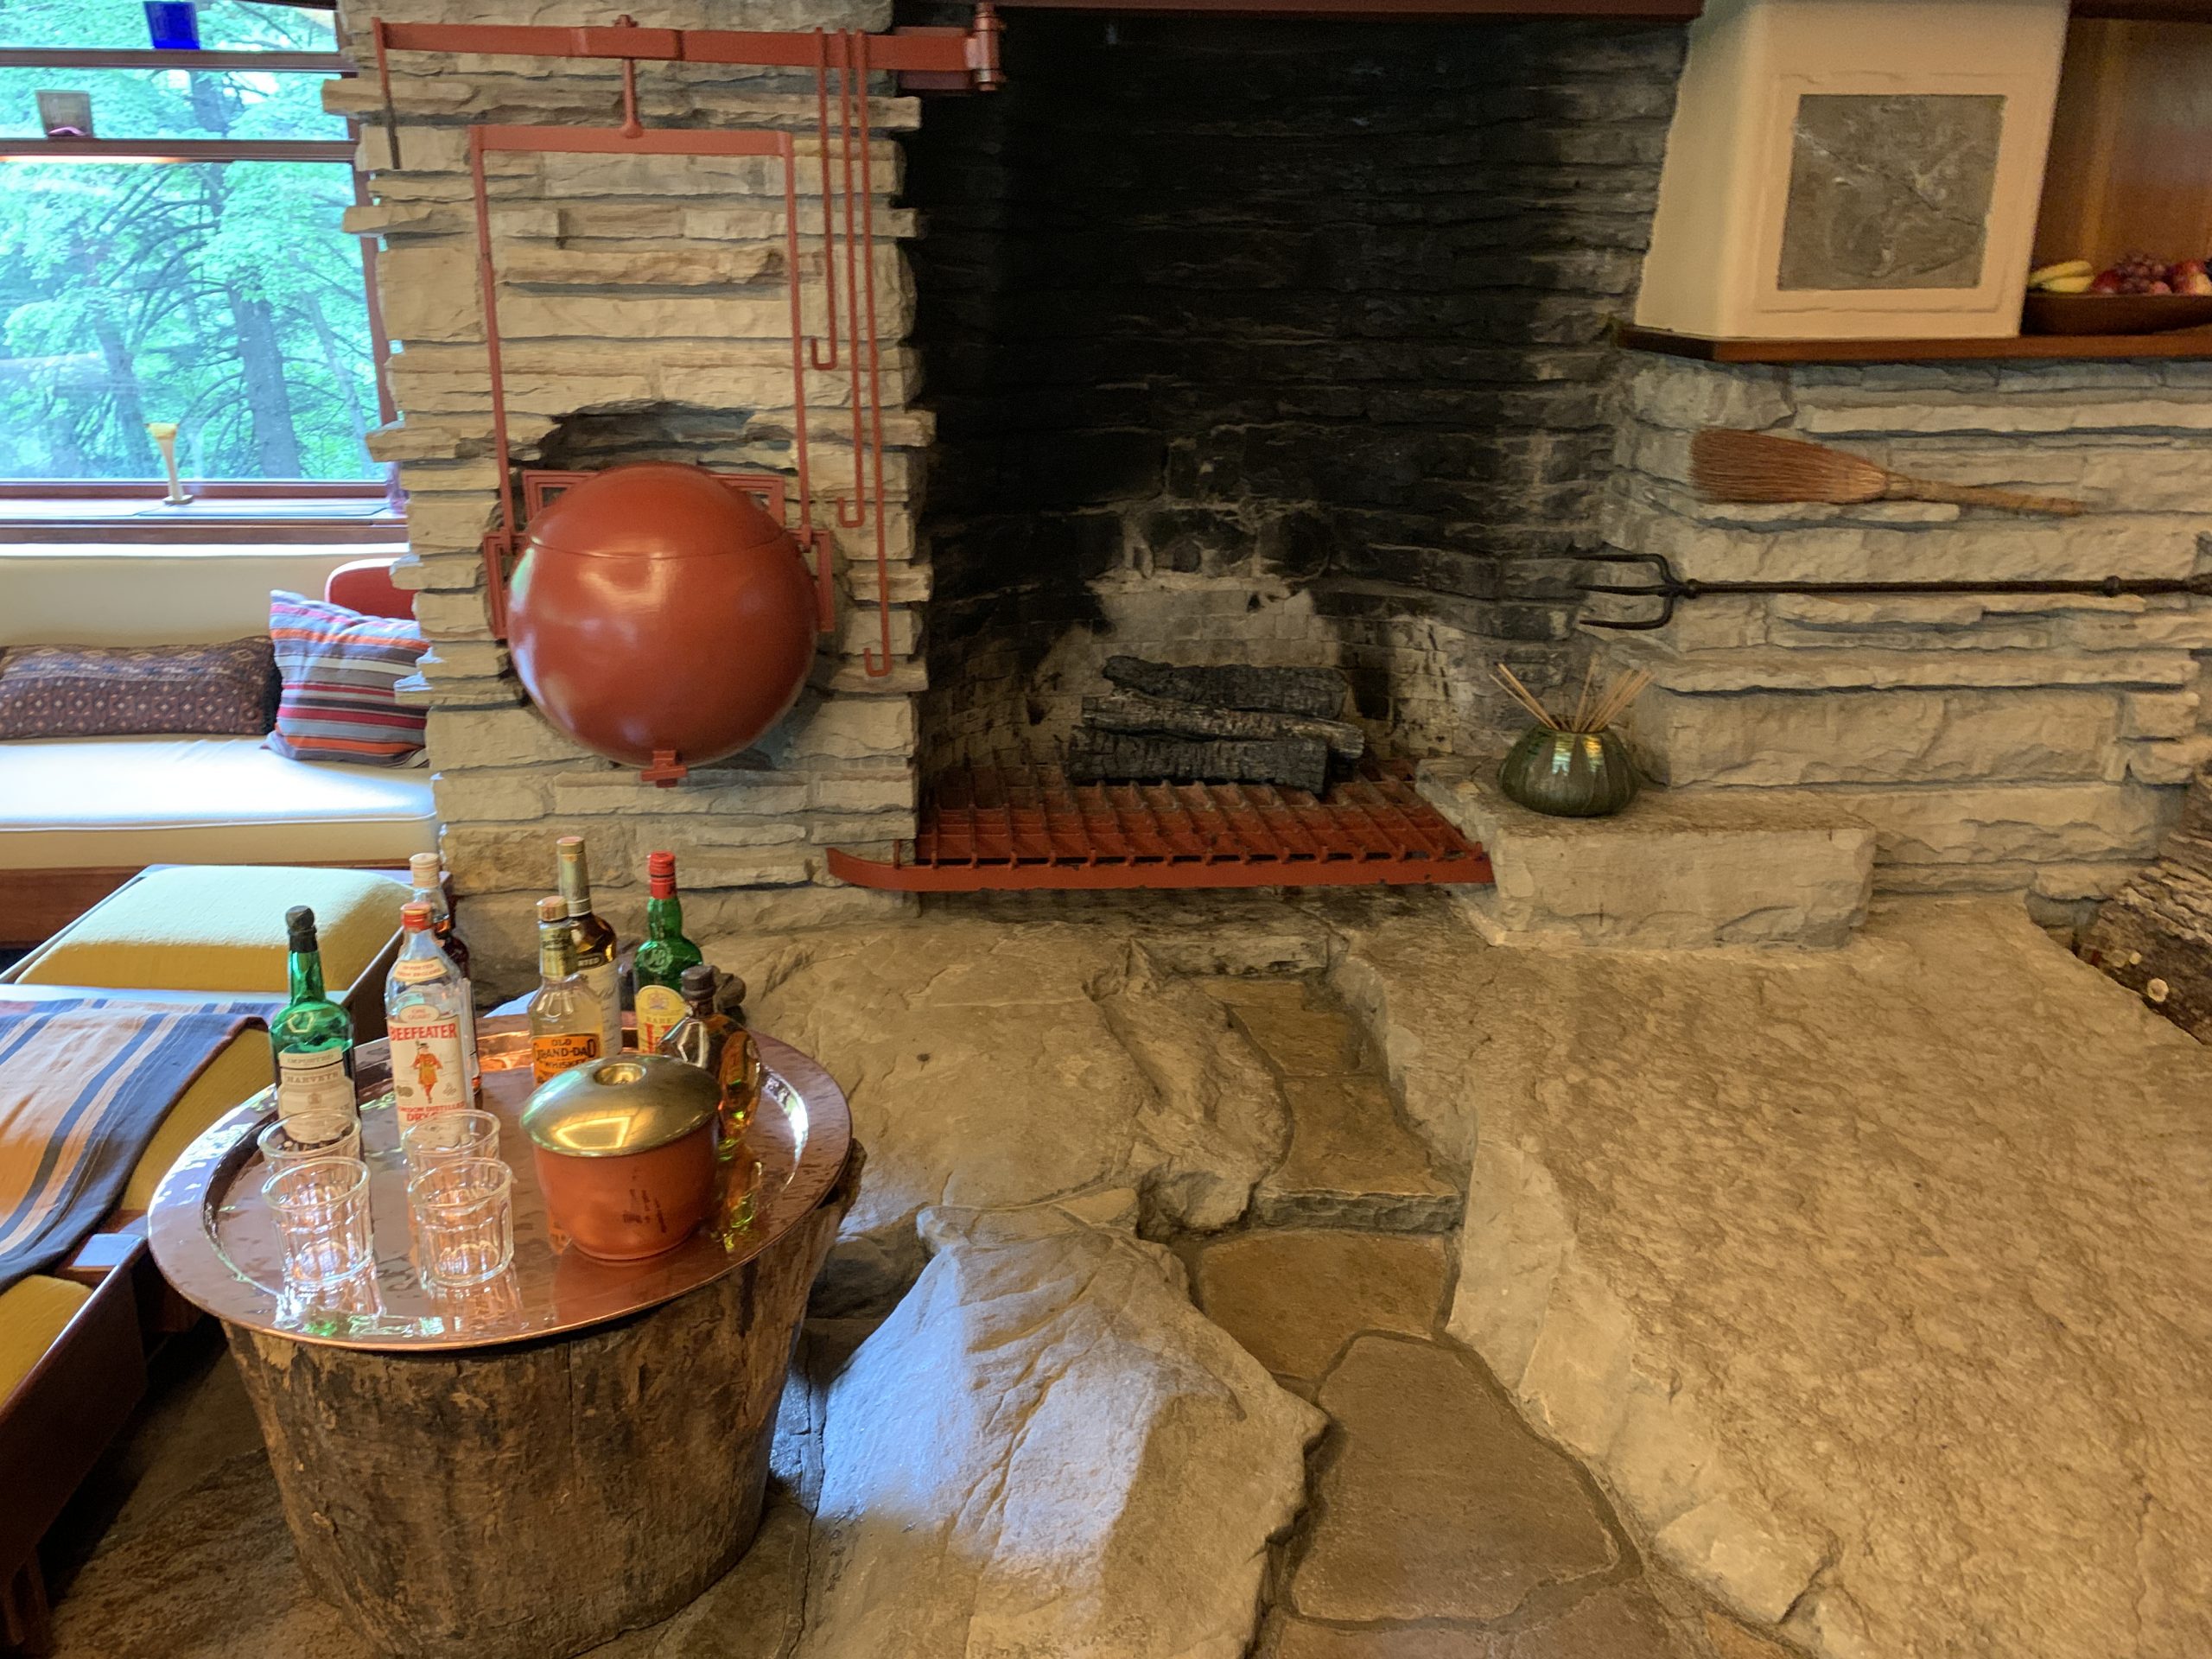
[335, 0, 923, 991]
[1595, 356, 2212, 901]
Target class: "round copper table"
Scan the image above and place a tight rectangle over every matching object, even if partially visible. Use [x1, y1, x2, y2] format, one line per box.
[147, 1018, 857, 1659]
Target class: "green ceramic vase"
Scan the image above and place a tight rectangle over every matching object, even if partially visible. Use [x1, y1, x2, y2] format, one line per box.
[1497, 726, 1640, 818]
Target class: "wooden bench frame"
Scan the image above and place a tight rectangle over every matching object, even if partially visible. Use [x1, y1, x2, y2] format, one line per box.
[0, 877, 406, 1654]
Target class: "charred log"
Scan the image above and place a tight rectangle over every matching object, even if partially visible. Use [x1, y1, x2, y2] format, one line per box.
[1066, 728, 1330, 794]
[1080, 690, 1366, 762]
[1102, 657, 1346, 721]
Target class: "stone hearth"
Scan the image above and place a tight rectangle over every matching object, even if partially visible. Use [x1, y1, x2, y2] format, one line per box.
[43, 889, 2212, 1659]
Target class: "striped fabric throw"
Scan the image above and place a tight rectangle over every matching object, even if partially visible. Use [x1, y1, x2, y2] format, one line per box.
[0, 996, 257, 1296]
[264, 588, 429, 766]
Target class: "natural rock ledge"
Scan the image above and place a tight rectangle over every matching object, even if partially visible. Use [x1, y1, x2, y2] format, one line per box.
[799, 1204, 1326, 1658]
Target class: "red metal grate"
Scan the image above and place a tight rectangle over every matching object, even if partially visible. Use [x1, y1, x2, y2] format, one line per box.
[825, 762, 1493, 892]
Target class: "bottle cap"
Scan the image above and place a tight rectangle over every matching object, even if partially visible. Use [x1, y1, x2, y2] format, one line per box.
[401, 902, 431, 931]
[285, 906, 316, 950]
[556, 835, 583, 855]
[679, 963, 717, 997]
[410, 852, 442, 881]
[648, 850, 675, 877]
[536, 894, 569, 925]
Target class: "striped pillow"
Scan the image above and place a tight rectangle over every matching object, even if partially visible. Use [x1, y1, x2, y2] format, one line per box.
[264, 590, 429, 766]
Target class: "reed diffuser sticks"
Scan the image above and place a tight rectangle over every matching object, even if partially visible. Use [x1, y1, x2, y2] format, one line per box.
[1491, 662, 1652, 734]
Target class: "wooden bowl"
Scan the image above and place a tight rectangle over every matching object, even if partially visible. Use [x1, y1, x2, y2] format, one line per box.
[2022, 292, 2212, 335]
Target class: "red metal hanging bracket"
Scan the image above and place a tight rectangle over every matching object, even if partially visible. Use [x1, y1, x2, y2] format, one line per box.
[368, 9, 993, 722]
[370, 6, 1001, 166]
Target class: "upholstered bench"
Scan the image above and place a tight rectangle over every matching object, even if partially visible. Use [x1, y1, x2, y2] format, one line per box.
[0, 546, 436, 950]
[0, 862, 408, 1646]
[1, 863, 408, 1208]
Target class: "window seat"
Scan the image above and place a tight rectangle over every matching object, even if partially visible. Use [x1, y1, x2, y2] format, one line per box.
[0, 737, 435, 868]
[0, 542, 433, 946]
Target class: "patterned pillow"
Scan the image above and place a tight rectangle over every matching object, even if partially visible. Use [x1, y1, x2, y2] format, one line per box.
[0, 637, 276, 740]
[264, 590, 429, 766]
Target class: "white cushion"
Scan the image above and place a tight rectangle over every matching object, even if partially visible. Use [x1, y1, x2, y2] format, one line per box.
[0, 543, 407, 647]
[0, 737, 437, 868]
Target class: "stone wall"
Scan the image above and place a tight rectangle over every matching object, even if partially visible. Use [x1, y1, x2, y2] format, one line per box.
[904, 15, 1686, 767]
[1594, 355, 2212, 903]
[333, 0, 922, 993]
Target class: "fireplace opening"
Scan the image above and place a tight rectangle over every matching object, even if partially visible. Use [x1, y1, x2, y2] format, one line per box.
[899, 10, 1687, 776]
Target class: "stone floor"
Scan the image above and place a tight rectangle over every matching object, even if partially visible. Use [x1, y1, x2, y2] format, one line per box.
[32, 889, 2212, 1659]
[1179, 980, 1764, 1659]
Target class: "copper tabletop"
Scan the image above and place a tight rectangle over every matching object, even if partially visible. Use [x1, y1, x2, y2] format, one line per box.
[145, 1017, 852, 1351]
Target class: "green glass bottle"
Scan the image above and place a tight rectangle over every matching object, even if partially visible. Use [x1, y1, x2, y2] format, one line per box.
[270, 905, 356, 1121]
[631, 850, 704, 1054]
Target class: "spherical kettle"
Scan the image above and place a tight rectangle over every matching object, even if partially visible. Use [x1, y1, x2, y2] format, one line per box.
[506, 461, 819, 773]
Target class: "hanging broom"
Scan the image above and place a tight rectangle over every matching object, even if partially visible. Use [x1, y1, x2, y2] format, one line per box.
[1692, 429, 2085, 517]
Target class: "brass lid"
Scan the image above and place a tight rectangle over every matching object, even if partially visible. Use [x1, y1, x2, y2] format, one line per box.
[521, 1053, 719, 1158]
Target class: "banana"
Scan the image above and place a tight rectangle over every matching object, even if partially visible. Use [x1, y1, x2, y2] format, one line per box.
[2037, 273, 2095, 294]
[2029, 259, 2094, 289]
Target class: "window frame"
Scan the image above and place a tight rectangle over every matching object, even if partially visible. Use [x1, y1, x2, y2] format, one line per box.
[0, 42, 397, 526]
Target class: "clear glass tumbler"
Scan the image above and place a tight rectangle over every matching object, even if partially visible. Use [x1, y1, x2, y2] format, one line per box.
[263, 1156, 375, 1288]
[400, 1108, 500, 1169]
[408, 1157, 515, 1287]
[257, 1109, 361, 1172]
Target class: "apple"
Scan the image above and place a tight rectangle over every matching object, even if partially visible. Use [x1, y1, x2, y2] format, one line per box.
[2174, 259, 2212, 296]
[2090, 270, 2126, 293]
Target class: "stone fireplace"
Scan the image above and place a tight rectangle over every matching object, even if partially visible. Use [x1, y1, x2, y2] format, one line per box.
[347, 0, 2212, 987]
[904, 12, 1688, 767]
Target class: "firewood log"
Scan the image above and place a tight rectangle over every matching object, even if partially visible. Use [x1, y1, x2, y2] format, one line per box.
[1080, 690, 1366, 761]
[1102, 657, 1347, 720]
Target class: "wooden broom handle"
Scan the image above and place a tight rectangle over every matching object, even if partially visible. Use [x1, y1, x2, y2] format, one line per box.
[1880, 476, 2086, 517]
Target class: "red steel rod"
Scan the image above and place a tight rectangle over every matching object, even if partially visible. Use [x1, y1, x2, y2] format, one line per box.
[372, 18, 994, 75]
[853, 29, 895, 678]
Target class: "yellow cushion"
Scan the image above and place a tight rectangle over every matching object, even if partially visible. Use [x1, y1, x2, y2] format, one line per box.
[121, 1032, 271, 1211]
[0, 1274, 92, 1404]
[17, 864, 405, 996]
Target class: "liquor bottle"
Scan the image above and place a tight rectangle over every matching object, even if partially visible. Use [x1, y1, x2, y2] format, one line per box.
[409, 850, 478, 1092]
[530, 893, 604, 1086]
[555, 835, 622, 1055]
[270, 905, 356, 1121]
[659, 963, 762, 1137]
[386, 902, 474, 1133]
[408, 851, 470, 978]
[632, 850, 704, 1054]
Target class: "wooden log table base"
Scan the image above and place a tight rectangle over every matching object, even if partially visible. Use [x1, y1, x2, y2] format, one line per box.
[147, 1020, 859, 1659]
[227, 1150, 857, 1659]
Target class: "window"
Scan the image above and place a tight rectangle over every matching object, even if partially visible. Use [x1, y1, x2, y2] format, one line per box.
[0, 0, 387, 493]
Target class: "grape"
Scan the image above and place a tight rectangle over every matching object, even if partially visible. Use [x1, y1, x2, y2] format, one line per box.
[2112, 251, 2171, 295]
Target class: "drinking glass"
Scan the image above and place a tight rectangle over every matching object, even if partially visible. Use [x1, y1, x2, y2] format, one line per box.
[263, 1156, 375, 1288]
[257, 1109, 360, 1172]
[400, 1108, 499, 1169]
[408, 1158, 515, 1287]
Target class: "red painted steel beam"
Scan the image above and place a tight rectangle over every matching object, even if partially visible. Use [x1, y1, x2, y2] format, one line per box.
[373, 18, 995, 77]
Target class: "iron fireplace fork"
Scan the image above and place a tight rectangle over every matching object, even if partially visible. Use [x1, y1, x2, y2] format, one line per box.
[1577, 551, 2212, 632]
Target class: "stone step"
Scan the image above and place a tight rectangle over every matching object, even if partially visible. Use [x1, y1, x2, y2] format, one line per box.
[1419, 759, 1874, 949]
[1252, 1077, 1460, 1232]
[1205, 978, 1460, 1230]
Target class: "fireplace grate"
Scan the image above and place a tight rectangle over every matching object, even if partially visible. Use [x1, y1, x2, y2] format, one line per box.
[825, 762, 1492, 892]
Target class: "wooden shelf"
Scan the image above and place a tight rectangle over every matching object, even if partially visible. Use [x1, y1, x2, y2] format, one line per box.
[1616, 323, 2212, 364]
